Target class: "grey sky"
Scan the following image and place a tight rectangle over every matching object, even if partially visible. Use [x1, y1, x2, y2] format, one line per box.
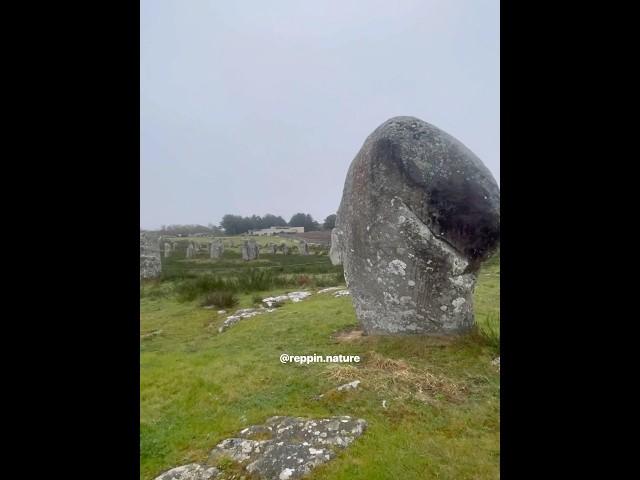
[141, 0, 499, 230]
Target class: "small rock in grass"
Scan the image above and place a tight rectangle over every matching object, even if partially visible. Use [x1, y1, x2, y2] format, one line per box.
[491, 356, 500, 371]
[336, 380, 361, 391]
[263, 291, 311, 307]
[317, 287, 342, 294]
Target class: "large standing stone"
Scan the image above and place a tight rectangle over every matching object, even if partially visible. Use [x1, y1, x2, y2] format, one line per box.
[282, 244, 289, 255]
[298, 240, 309, 256]
[186, 242, 196, 259]
[331, 116, 500, 335]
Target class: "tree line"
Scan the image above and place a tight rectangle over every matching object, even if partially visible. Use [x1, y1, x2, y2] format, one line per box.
[158, 213, 337, 236]
[220, 213, 336, 235]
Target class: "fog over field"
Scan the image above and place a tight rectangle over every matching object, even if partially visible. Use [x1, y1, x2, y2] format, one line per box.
[140, 0, 499, 230]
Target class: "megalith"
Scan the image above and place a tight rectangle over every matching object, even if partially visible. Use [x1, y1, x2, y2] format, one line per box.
[331, 116, 500, 335]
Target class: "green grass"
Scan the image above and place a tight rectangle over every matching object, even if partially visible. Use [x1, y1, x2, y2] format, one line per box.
[140, 255, 500, 480]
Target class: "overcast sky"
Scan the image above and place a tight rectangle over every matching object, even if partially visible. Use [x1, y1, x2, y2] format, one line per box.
[141, 0, 499, 230]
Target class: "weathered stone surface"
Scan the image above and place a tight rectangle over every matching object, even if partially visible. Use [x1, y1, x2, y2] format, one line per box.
[298, 241, 309, 256]
[332, 116, 500, 335]
[282, 244, 289, 255]
[186, 242, 196, 259]
[317, 287, 342, 294]
[262, 291, 311, 307]
[207, 416, 367, 480]
[154, 463, 220, 480]
[219, 292, 311, 332]
[218, 308, 267, 332]
[140, 232, 162, 279]
[333, 290, 350, 298]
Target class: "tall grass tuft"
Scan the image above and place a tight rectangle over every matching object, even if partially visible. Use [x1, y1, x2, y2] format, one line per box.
[471, 314, 500, 354]
[236, 269, 274, 293]
[175, 275, 230, 302]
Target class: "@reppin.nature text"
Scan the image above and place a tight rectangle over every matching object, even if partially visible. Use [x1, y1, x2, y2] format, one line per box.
[280, 353, 361, 364]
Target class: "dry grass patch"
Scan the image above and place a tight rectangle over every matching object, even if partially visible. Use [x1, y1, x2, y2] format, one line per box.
[324, 351, 467, 404]
[333, 329, 364, 342]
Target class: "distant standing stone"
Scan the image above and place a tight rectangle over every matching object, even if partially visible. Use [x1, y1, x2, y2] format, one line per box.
[329, 228, 343, 265]
[332, 116, 500, 335]
[185, 242, 196, 259]
[210, 239, 224, 259]
[283, 244, 289, 255]
[140, 232, 162, 279]
[242, 240, 259, 261]
[298, 240, 309, 256]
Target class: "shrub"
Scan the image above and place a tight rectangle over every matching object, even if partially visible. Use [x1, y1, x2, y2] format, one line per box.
[175, 275, 231, 302]
[200, 291, 238, 309]
[478, 314, 500, 354]
[296, 274, 314, 287]
[465, 314, 500, 354]
[251, 294, 263, 305]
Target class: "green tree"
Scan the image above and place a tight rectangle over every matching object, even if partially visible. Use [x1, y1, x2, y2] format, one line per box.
[220, 215, 245, 235]
[323, 214, 336, 230]
[289, 213, 319, 231]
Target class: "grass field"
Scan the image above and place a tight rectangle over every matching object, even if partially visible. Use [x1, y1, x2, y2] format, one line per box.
[159, 237, 337, 279]
[140, 247, 500, 480]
